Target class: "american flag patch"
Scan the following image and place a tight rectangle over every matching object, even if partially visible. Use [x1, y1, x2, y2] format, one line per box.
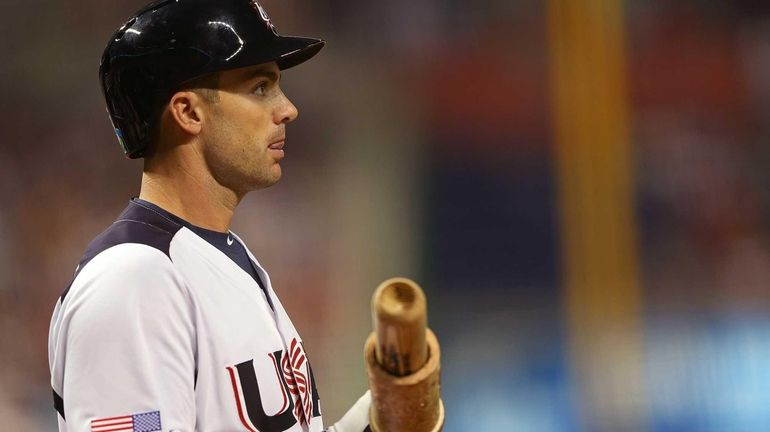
[91, 410, 161, 432]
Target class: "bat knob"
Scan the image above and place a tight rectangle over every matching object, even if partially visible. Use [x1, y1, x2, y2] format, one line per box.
[372, 278, 428, 376]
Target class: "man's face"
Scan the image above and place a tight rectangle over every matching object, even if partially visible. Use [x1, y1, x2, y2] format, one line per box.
[198, 61, 298, 195]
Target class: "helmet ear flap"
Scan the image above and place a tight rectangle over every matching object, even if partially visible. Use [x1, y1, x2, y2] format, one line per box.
[102, 66, 155, 159]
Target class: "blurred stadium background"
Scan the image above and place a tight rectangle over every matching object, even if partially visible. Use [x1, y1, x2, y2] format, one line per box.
[2, 0, 770, 430]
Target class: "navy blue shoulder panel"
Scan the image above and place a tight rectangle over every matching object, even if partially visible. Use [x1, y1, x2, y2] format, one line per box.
[60, 200, 183, 301]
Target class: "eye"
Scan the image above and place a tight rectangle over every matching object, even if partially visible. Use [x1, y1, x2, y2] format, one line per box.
[253, 81, 269, 96]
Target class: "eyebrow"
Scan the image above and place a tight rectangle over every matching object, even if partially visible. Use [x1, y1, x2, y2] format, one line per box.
[243, 68, 280, 83]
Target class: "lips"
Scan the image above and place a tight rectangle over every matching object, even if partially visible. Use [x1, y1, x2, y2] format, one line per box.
[268, 137, 285, 160]
[268, 138, 285, 150]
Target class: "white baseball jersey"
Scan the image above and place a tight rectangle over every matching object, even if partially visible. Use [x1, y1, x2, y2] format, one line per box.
[48, 198, 368, 432]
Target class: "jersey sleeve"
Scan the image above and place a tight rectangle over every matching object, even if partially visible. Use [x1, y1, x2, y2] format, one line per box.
[49, 243, 196, 431]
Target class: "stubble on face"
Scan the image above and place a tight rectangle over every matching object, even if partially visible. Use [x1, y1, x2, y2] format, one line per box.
[205, 105, 281, 195]
[198, 74, 285, 197]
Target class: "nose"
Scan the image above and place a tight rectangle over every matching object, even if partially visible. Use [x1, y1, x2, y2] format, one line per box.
[275, 91, 299, 125]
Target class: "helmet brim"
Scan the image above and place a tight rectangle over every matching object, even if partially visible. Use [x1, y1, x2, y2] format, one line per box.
[273, 36, 326, 70]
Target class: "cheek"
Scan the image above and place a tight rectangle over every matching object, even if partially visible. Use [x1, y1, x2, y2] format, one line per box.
[213, 116, 269, 171]
[202, 119, 248, 171]
[204, 98, 274, 162]
[211, 109, 262, 149]
[228, 103, 272, 145]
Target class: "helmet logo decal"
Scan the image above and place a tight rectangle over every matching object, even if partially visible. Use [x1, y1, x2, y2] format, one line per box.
[208, 21, 244, 61]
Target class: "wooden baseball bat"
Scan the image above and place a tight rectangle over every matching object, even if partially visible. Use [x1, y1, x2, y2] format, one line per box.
[365, 278, 444, 432]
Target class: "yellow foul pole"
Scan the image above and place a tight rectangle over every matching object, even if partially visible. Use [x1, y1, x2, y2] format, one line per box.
[547, 1, 647, 430]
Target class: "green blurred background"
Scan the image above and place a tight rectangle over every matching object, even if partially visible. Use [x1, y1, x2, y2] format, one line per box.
[2, 0, 770, 430]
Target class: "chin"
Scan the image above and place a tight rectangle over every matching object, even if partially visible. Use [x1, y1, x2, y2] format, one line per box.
[250, 168, 282, 190]
[269, 165, 282, 183]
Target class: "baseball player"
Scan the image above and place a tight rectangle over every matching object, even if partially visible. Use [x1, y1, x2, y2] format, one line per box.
[48, 1, 371, 431]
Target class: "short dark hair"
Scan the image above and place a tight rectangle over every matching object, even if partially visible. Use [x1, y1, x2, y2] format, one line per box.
[180, 72, 221, 103]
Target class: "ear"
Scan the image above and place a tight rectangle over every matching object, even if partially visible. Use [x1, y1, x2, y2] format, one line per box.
[167, 91, 206, 136]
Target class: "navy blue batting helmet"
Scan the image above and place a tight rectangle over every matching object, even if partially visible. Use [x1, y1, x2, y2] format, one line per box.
[99, 0, 325, 158]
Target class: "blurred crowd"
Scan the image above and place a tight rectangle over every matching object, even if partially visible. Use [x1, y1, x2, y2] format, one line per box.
[1, 0, 769, 430]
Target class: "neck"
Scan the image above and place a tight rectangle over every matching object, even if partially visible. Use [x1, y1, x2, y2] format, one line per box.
[139, 147, 240, 233]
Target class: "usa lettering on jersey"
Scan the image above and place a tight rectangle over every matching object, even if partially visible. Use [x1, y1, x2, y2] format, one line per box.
[226, 338, 322, 432]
